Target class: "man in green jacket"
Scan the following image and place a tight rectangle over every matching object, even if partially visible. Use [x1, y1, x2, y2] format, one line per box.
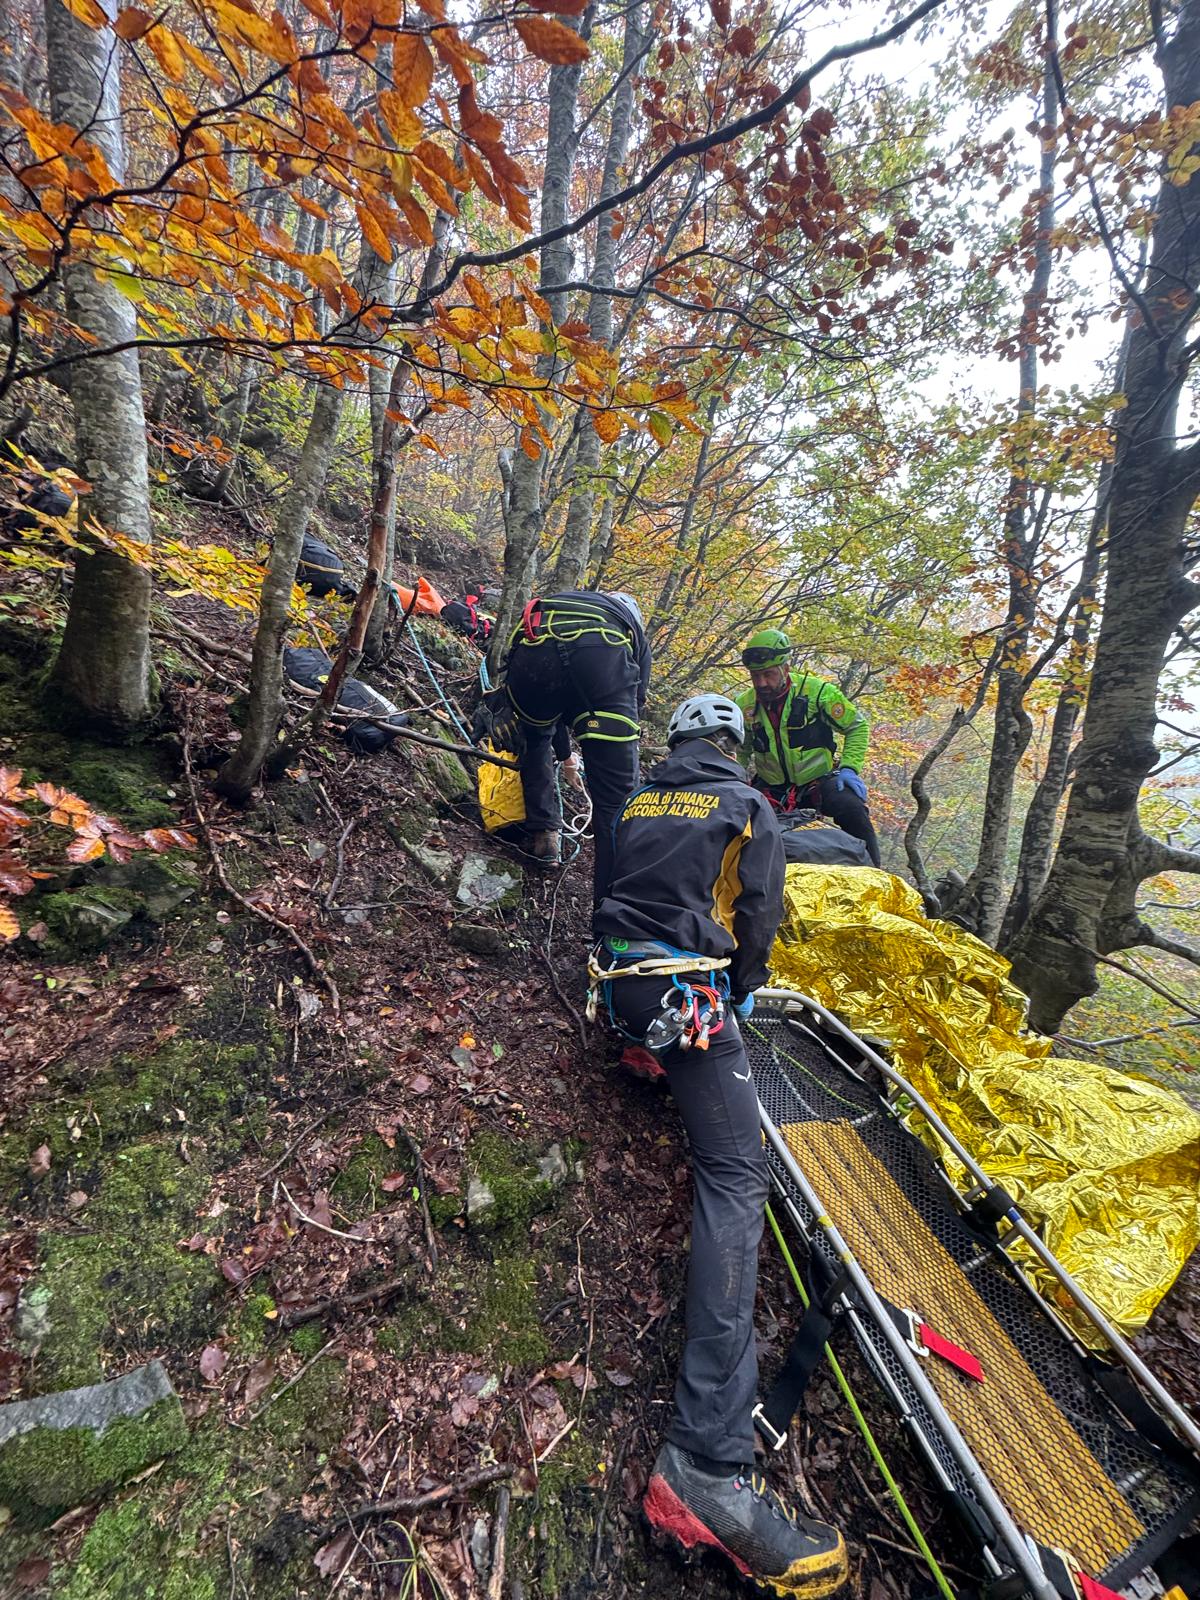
[733, 628, 881, 866]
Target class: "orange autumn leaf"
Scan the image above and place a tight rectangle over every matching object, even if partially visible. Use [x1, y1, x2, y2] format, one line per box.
[356, 203, 393, 262]
[378, 89, 422, 148]
[392, 32, 435, 109]
[58, 0, 109, 28]
[591, 407, 622, 443]
[113, 5, 154, 39]
[514, 15, 589, 65]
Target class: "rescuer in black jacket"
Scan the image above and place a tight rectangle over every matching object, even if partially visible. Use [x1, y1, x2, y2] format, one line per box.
[591, 694, 847, 1599]
[500, 589, 651, 909]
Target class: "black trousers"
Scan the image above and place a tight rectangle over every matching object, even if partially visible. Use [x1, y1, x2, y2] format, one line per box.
[764, 774, 881, 866]
[506, 638, 641, 908]
[610, 974, 767, 1464]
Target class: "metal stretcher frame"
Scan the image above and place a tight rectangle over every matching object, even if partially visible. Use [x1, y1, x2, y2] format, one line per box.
[753, 987, 1200, 1600]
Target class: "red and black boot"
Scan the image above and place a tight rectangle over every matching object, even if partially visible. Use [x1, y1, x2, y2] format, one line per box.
[644, 1442, 848, 1598]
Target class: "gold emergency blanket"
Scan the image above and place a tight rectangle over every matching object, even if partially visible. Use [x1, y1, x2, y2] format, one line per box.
[768, 866, 1200, 1338]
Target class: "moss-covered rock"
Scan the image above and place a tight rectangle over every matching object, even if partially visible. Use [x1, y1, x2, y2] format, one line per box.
[25, 1144, 217, 1391]
[0, 1363, 186, 1511]
[38, 887, 134, 951]
[465, 1133, 558, 1238]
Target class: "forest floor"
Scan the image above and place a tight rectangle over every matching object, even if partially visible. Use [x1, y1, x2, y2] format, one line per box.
[1, 519, 1198, 1600]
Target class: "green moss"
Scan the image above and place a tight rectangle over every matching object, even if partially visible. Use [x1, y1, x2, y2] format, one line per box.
[47, 1391, 348, 1600]
[428, 1189, 463, 1226]
[32, 1145, 216, 1390]
[330, 1133, 405, 1221]
[511, 1432, 601, 1596]
[467, 1133, 555, 1237]
[289, 1321, 325, 1357]
[237, 1294, 278, 1354]
[0, 1032, 276, 1193]
[262, 1354, 346, 1450]
[464, 1256, 549, 1369]
[0, 1396, 187, 1511]
[375, 1300, 470, 1360]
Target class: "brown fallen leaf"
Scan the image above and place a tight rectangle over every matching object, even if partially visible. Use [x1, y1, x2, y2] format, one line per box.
[14, 1556, 51, 1589]
[314, 1530, 354, 1576]
[244, 1355, 275, 1406]
[28, 1145, 51, 1178]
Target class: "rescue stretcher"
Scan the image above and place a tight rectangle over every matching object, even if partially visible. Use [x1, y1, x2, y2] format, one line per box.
[748, 989, 1200, 1600]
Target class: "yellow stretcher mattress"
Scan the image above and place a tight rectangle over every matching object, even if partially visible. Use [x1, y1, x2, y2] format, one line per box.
[768, 867, 1200, 1337]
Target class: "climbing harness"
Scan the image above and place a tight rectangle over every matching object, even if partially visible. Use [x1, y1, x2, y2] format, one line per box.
[511, 597, 636, 654]
[586, 939, 731, 1052]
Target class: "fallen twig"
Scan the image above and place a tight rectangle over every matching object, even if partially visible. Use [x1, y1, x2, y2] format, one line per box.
[397, 1128, 438, 1275]
[278, 1273, 412, 1330]
[180, 705, 341, 1015]
[280, 1180, 369, 1244]
[323, 817, 357, 911]
[486, 1485, 511, 1600]
[538, 950, 587, 1052]
[535, 1414, 577, 1465]
[248, 1335, 341, 1424]
[314, 1463, 515, 1538]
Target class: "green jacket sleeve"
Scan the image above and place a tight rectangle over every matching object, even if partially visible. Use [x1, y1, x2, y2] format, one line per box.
[815, 680, 869, 774]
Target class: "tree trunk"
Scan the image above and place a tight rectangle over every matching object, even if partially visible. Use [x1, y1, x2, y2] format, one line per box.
[211, 360, 255, 500]
[1007, 0, 1200, 1029]
[553, 2, 644, 589]
[999, 486, 1108, 949]
[216, 378, 345, 799]
[271, 362, 408, 771]
[44, 0, 155, 735]
[363, 212, 448, 665]
[950, 37, 1058, 944]
[650, 398, 718, 630]
[487, 19, 591, 672]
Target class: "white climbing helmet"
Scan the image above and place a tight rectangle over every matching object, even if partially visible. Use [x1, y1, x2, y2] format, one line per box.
[606, 591, 644, 631]
[667, 693, 747, 748]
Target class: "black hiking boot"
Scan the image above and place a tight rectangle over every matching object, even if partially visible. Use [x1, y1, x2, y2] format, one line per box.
[527, 828, 562, 865]
[644, 1442, 848, 1598]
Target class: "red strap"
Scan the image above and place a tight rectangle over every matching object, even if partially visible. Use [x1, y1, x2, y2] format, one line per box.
[918, 1323, 984, 1382]
[1078, 1575, 1123, 1600]
[521, 599, 541, 642]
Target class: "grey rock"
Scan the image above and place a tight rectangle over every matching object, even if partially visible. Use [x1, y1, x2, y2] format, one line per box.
[0, 1360, 187, 1509]
[14, 1283, 51, 1354]
[41, 888, 132, 951]
[405, 841, 455, 884]
[456, 855, 522, 912]
[465, 1176, 496, 1225]
[94, 854, 196, 919]
[450, 922, 507, 956]
[469, 1515, 491, 1578]
[536, 1144, 570, 1187]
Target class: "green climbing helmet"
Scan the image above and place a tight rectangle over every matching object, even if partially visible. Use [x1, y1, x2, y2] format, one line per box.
[741, 627, 791, 670]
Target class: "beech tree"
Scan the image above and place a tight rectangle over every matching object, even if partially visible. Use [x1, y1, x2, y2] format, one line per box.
[42, 0, 155, 733]
[1008, 0, 1200, 1030]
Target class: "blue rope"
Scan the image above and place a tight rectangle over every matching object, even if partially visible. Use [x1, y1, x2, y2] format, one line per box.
[409, 626, 472, 742]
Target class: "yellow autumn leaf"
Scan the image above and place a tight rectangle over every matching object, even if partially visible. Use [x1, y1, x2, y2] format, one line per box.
[378, 90, 422, 149]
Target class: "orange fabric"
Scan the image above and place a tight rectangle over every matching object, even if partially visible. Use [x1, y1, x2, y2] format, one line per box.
[394, 576, 445, 616]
